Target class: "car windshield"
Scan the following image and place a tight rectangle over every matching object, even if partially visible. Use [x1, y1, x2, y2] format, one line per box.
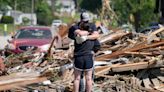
[15, 29, 52, 39]
[53, 20, 62, 23]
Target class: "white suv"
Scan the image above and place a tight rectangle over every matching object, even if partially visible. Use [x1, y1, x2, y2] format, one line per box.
[51, 19, 62, 27]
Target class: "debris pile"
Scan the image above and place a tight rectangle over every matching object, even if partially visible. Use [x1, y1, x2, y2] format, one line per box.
[0, 26, 164, 92]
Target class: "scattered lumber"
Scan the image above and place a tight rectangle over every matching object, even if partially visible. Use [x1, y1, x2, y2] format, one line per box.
[147, 27, 164, 44]
[96, 40, 164, 61]
[0, 26, 164, 91]
[99, 31, 131, 43]
[0, 72, 47, 91]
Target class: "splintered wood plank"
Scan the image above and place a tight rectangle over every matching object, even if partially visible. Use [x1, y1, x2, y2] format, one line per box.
[96, 40, 164, 61]
[149, 27, 164, 36]
[0, 72, 40, 81]
[142, 73, 152, 89]
[139, 85, 160, 92]
[62, 69, 71, 80]
[95, 74, 116, 79]
[66, 69, 74, 81]
[111, 60, 156, 72]
[154, 84, 164, 92]
[95, 64, 120, 75]
[95, 66, 111, 75]
[147, 27, 164, 44]
[157, 76, 164, 82]
[10, 87, 27, 92]
[116, 81, 126, 92]
[58, 24, 68, 38]
[99, 31, 131, 44]
[151, 78, 160, 87]
[96, 58, 161, 74]
[124, 51, 153, 55]
[0, 77, 47, 91]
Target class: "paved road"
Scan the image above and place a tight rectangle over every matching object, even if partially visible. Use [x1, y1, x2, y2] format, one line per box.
[0, 36, 11, 50]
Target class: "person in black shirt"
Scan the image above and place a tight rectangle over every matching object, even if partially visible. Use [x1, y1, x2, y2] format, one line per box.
[68, 12, 99, 92]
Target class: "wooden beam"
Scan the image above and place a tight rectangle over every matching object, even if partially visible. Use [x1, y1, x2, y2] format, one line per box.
[96, 40, 164, 61]
[99, 31, 131, 44]
[142, 73, 152, 89]
[151, 78, 160, 87]
[95, 74, 116, 79]
[111, 59, 158, 72]
[95, 64, 120, 75]
[0, 77, 47, 91]
[147, 27, 164, 44]
[124, 51, 153, 55]
[95, 58, 162, 74]
[154, 84, 164, 91]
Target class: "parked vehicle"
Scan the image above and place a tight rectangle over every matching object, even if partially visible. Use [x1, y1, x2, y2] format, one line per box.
[5, 26, 53, 54]
[51, 19, 62, 27]
[140, 22, 160, 34]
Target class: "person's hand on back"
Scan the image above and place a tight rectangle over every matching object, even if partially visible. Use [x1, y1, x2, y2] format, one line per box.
[75, 35, 88, 44]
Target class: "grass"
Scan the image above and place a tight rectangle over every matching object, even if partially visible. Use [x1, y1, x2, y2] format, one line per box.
[60, 13, 80, 24]
[0, 24, 22, 36]
[0, 24, 15, 35]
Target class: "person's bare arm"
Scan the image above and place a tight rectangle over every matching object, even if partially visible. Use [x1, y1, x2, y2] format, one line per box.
[87, 31, 99, 40]
[74, 29, 89, 36]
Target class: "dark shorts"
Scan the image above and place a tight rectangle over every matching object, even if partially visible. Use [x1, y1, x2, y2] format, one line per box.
[74, 55, 93, 71]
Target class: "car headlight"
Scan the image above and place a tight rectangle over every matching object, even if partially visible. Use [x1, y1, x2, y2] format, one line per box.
[39, 44, 50, 51]
[6, 44, 16, 50]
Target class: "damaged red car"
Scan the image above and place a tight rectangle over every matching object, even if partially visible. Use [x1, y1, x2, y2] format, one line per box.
[5, 26, 53, 54]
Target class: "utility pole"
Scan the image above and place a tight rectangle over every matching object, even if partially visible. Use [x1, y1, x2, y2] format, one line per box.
[51, 0, 55, 12]
[13, 0, 17, 33]
[31, 0, 34, 25]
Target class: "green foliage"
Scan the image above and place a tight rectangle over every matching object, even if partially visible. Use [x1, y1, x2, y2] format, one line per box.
[1, 16, 14, 24]
[112, 0, 159, 29]
[79, 0, 102, 13]
[35, 0, 53, 25]
[0, 0, 31, 13]
[0, 24, 15, 35]
[53, 1, 62, 12]
[0, 0, 54, 25]
[60, 16, 72, 24]
[77, 0, 83, 9]
[16, 0, 32, 13]
[22, 17, 30, 25]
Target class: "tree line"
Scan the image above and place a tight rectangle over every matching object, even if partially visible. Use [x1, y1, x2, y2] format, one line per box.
[0, 0, 55, 25]
[0, 0, 160, 30]
[78, 0, 159, 31]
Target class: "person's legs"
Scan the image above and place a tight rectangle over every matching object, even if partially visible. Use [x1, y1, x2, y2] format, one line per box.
[80, 67, 94, 92]
[79, 71, 85, 92]
[74, 55, 85, 92]
[85, 70, 93, 92]
[74, 69, 81, 92]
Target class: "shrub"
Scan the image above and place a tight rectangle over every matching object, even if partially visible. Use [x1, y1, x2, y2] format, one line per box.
[22, 17, 30, 25]
[1, 16, 14, 24]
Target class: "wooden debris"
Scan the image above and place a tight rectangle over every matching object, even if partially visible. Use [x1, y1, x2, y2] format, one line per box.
[99, 31, 131, 44]
[147, 27, 164, 44]
[0, 56, 5, 74]
[0, 72, 47, 91]
[96, 40, 164, 61]
[0, 26, 164, 91]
